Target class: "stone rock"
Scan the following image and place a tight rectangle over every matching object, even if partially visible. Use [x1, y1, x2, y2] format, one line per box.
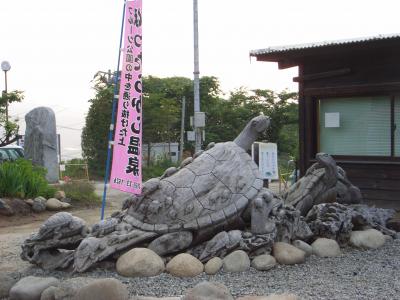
[25, 199, 34, 205]
[116, 248, 165, 277]
[148, 231, 193, 256]
[0, 198, 14, 216]
[384, 235, 393, 243]
[166, 253, 203, 277]
[40, 286, 57, 300]
[311, 238, 341, 257]
[44, 277, 95, 300]
[132, 297, 181, 300]
[272, 242, 306, 265]
[46, 198, 66, 211]
[350, 229, 386, 249]
[251, 254, 276, 271]
[222, 250, 250, 273]
[25, 107, 59, 183]
[204, 257, 223, 275]
[0, 273, 18, 299]
[32, 197, 47, 213]
[292, 240, 313, 257]
[61, 197, 72, 204]
[387, 219, 400, 232]
[9, 276, 59, 300]
[54, 190, 66, 200]
[236, 294, 298, 300]
[74, 278, 128, 300]
[183, 281, 234, 300]
[61, 202, 71, 209]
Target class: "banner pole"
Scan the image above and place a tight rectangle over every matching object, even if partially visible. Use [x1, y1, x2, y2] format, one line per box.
[100, 1, 127, 220]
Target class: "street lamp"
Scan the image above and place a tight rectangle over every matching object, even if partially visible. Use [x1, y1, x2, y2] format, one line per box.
[1, 61, 11, 123]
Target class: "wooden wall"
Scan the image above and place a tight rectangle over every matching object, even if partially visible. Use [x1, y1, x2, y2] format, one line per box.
[297, 41, 400, 209]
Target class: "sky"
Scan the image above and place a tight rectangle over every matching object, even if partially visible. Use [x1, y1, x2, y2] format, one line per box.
[1, 0, 399, 160]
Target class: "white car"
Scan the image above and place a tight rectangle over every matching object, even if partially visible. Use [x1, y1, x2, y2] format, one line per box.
[0, 145, 24, 162]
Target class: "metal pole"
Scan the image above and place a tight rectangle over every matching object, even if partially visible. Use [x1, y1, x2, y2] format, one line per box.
[180, 96, 186, 161]
[4, 71, 8, 123]
[193, 0, 202, 152]
[100, 1, 126, 220]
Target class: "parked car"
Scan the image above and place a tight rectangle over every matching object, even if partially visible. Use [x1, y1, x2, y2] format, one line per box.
[0, 145, 24, 162]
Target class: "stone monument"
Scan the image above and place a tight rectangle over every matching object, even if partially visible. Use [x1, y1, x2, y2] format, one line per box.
[24, 107, 59, 183]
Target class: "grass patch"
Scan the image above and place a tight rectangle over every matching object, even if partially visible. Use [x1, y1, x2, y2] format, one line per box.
[0, 159, 55, 199]
[143, 157, 178, 181]
[55, 181, 100, 205]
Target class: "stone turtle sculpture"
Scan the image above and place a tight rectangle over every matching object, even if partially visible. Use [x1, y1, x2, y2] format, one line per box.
[283, 153, 362, 215]
[73, 115, 292, 271]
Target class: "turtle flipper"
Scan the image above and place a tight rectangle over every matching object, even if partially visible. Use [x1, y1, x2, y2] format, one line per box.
[148, 231, 193, 256]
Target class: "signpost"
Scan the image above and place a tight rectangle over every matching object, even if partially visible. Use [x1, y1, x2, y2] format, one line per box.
[252, 142, 279, 182]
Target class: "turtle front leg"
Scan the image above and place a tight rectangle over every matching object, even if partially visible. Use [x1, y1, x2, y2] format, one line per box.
[250, 189, 282, 235]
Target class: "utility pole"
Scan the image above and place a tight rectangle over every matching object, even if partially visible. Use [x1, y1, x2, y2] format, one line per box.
[180, 96, 186, 161]
[193, 0, 202, 153]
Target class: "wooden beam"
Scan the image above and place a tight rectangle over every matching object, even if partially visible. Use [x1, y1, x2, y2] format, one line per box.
[304, 81, 400, 96]
[278, 59, 299, 69]
[293, 68, 351, 82]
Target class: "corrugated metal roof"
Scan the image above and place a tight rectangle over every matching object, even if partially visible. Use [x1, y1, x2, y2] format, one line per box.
[250, 33, 400, 56]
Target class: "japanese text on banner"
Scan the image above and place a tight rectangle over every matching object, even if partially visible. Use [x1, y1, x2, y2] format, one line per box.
[110, 0, 142, 194]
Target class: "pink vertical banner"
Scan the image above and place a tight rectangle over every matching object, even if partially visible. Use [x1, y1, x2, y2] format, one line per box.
[110, 0, 143, 194]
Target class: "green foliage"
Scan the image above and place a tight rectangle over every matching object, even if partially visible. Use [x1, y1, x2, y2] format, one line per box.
[56, 181, 100, 204]
[142, 156, 178, 181]
[0, 90, 24, 147]
[81, 74, 299, 179]
[81, 78, 113, 178]
[61, 158, 89, 180]
[0, 159, 55, 198]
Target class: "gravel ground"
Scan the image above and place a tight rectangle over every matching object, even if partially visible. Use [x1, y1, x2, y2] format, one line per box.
[11, 239, 400, 300]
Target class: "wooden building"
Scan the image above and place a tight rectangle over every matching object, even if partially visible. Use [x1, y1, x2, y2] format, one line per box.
[250, 34, 400, 208]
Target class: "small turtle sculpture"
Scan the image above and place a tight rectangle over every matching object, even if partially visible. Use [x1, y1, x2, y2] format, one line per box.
[31, 212, 87, 241]
[283, 153, 362, 216]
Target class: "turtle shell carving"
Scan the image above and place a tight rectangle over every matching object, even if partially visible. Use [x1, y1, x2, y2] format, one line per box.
[125, 141, 264, 234]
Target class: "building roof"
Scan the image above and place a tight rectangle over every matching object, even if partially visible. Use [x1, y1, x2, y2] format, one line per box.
[250, 33, 400, 56]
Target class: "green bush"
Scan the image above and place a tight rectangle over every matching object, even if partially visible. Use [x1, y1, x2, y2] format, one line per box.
[0, 159, 55, 198]
[56, 181, 100, 204]
[143, 156, 178, 181]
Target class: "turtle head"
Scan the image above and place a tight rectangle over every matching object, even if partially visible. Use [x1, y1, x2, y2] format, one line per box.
[316, 153, 335, 167]
[233, 115, 271, 151]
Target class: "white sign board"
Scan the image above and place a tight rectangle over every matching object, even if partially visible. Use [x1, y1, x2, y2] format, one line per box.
[252, 142, 279, 180]
[60, 164, 66, 172]
[325, 112, 340, 128]
[187, 131, 195, 141]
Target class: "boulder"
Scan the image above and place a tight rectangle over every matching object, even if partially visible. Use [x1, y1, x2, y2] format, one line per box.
[183, 281, 234, 300]
[46, 198, 67, 211]
[166, 254, 203, 277]
[350, 229, 386, 249]
[0, 198, 14, 216]
[204, 257, 223, 275]
[41, 277, 95, 300]
[32, 197, 47, 213]
[116, 248, 165, 277]
[132, 297, 181, 300]
[311, 238, 341, 257]
[0, 273, 18, 299]
[251, 254, 276, 271]
[292, 240, 312, 257]
[74, 278, 128, 300]
[9, 276, 59, 300]
[25, 199, 34, 205]
[272, 242, 306, 265]
[54, 190, 66, 200]
[148, 232, 193, 256]
[236, 294, 298, 300]
[222, 250, 250, 272]
[40, 286, 57, 300]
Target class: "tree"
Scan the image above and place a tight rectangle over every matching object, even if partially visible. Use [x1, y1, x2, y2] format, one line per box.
[0, 90, 24, 147]
[81, 77, 113, 178]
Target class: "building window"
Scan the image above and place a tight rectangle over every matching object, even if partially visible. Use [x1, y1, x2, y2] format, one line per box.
[319, 96, 397, 156]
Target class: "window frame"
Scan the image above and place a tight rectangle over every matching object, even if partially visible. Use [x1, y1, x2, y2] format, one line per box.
[317, 93, 400, 160]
